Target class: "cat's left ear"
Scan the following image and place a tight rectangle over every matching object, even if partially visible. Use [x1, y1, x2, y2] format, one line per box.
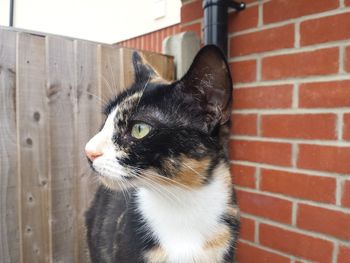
[132, 52, 160, 83]
[177, 45, 233, 131]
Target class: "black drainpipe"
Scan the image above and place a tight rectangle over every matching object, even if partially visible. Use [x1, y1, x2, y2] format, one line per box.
[203, 0, 245, 57]
[9, 0, 15, 26]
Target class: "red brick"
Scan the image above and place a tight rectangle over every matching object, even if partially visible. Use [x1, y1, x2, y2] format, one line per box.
[181, 0, 203, 24]
[263, 0, 338, 24]
[298, 144, 350, 174]
[346, 46, 350, 72]
[343, 114, 350, 141]
[297, 204, 350, 240]
[261, 114, 337, 140]
[300, 81, 350, 108]
[262, 48, 339, 80]
[239, 217, 255, 241]
[229, 5, 258, 33]
[260, 224, 333, 263]
[341, 180, 350, 208]
[338, 246, 350, 263]
[301, 12, 350, 46]
[230, 140, 292, 166]
[231, 164, 256, 188]
[237, 190, 292, 224]
[181, 22, 202, 38]
[346, 0, 350, 6]
[231, 114, 257, 136]
[260, 169, 336, 203]
[237, 242, 290, 263]
[233, 85, 293, 109]
[229, 60, 256, 83]
[230, 24, 294, 57]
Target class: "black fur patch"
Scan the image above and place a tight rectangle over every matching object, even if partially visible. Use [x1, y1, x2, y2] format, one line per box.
[85, 45, 239, 262]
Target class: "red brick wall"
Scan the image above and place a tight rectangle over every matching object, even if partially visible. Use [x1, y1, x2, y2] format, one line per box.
[227, 0, 350, 262]
[117, 24, 181, 53]
[181, 0, 350, 263]
[120, 1, 350, 262]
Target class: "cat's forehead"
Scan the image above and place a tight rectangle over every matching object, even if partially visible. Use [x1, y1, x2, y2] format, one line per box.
[105, 91, 142, 130]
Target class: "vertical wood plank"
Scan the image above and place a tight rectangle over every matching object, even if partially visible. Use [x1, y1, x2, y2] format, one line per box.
[141, 50, 175, 81]
[46, 36, 76, 263]
[0, 27, 175, 263]
[74, 40, 99, 263]
[119, 48, 134, 89]
[119, 48, 175, 89]
[0, 29, 20, 263]
[98, 45, 123, 100]
[16, 32, 51, 263]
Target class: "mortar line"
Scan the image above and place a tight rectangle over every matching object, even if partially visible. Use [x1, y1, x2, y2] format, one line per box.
[233, 74, 350, 87]
[228, 7, 350, 38]
[340, 45, 346, 74]
[332, 242, 339, 263]
[291, 202, 298, 226]
[231, 159, 350, 179]
[291, 143, 299, 168]
[240, 211, 350, 245]
[255, 167, 261, 190]
[295, 21, 300, 48]
[235, 186, 350, 215]
[228, 41, 350, 62]
[254, 221, 260, 243]
[258, 2, 263, 27]
[292, 83, 299, 109]
[232, 108, 350, 115]
[337, 113, 344, 141]
[336, 178, 344, 206]
[230, 134, 350, 147]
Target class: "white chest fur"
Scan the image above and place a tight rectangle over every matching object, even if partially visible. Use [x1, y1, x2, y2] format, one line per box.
[135, 165, 231, 263]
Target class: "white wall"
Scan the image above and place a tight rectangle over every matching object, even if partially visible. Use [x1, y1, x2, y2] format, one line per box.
[2, 0, 180, 43]
[0, 0, 10, 26]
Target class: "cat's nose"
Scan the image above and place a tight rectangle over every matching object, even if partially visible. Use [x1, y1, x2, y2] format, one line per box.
[85, 149, 103, 161]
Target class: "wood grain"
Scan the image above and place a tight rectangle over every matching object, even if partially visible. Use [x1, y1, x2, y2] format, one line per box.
[0, 29, 20, 263]
[0, 26, 174, 262]
[17, 32, 51, 263]
[97, 45, 123, 101]
[74, 40, 99, 263]
[46, 36, 77, 262]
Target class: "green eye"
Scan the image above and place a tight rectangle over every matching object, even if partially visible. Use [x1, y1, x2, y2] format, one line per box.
[131, 122, 151, 139]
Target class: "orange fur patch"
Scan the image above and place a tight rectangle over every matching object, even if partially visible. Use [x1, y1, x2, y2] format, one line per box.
[204, 226, 231, 250]
[149, 157, 210, 188]
[176, 157, 210, 188]
[144, 246, 167, 263]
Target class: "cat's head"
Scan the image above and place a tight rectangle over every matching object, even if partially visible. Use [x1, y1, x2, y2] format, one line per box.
[85, 45, 232, 190]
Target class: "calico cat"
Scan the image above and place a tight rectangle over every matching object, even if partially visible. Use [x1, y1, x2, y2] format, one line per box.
[84, 45, 240, 263]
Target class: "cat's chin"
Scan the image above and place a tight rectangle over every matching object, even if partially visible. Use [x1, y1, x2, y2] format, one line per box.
[98, 174, 139, 191]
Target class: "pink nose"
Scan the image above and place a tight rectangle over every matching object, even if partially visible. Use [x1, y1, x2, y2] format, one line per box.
[85, 149, 103, 161]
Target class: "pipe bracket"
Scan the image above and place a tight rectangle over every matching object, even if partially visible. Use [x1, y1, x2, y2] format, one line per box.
[228, 1, 246, 11]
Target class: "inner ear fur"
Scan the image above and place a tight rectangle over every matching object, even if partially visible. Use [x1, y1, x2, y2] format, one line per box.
[177, 45, 233, 131]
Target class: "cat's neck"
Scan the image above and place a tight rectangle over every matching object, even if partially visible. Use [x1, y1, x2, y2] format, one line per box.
[135, 161, 233, 262]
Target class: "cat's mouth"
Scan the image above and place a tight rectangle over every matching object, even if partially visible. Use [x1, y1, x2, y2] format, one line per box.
[88, 156, 142, 190]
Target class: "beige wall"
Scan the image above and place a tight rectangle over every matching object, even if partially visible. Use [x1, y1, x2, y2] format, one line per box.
[2, 0, 180, 43]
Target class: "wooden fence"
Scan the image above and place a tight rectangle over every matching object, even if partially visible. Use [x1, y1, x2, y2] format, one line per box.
[0, 27, 174, 263]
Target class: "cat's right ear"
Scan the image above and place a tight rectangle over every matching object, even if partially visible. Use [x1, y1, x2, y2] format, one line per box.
[176, 45, 233, 132]
[132, 52, 159, 83]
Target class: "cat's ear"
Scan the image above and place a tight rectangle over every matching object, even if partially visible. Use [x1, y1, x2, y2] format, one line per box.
[132, 52, 160, 83]
[177, 45, 233, 131]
